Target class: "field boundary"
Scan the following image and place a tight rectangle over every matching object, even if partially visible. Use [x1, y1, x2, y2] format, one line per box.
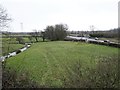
[0, 43, 31, 62]
[64, 36, 120, 48]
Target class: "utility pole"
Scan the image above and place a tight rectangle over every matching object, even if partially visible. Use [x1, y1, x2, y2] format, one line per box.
[20, 22, 23, 32]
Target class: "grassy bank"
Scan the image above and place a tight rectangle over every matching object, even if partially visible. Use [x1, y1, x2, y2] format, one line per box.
[1, 36, 41, 55]
[3, 41, 119, 88]
[2, 38, 24, 56]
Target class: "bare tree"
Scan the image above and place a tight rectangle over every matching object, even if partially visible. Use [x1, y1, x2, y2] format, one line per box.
[0, 5, 11, 30]
[0, 5, 12, 55]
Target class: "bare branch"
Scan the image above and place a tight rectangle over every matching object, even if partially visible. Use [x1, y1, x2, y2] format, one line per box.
[0, 5, 12, 30]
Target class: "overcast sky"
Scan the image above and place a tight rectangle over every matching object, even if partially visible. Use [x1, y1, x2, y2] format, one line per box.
[0, 0, 119, 32]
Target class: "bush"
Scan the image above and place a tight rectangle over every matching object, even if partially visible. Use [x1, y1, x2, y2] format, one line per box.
[63, 56, 119, 88]
[2, 67, 39, 88]
[16, 37, 25, 44]
[87, 56, 119, 88]
[89, 33, 103, 37]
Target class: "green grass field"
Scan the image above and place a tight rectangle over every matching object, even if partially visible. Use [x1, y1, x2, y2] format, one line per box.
[4, 41, 119, 88]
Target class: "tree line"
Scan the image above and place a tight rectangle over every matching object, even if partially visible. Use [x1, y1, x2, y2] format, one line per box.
[68, 28, 120, 38]
[1, 3, 119, 44]
[26, 24, 68, 43]
[89, 28, 120, 38]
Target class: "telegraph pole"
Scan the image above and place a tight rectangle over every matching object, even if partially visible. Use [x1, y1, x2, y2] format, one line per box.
[20, 22, 23, 32]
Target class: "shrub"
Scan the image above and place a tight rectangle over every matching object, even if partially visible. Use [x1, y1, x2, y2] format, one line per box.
[16, 37, 25, 44]
[63, 56, 119, 88]
[87, 56, 119, 88]
[2, 68, 39, 88]
[89, 33, 103, 37]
